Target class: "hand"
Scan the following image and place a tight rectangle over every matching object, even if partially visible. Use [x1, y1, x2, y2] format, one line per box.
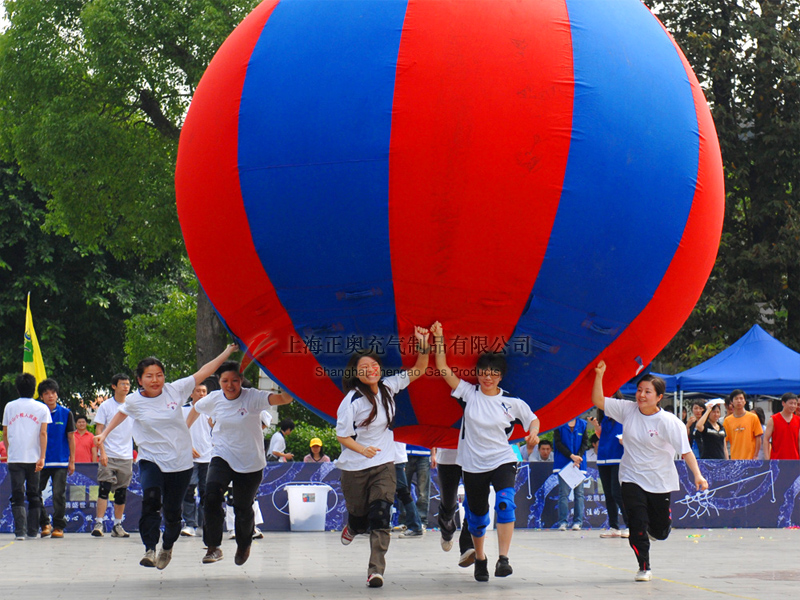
[93, 434, 104, 447]
[100, 453, 108, 467]
[35, 458, 44, 472]
[687, 415, 698, 426]
[361, 446, 380, 459]
[225, 343, 239, 354]
[414, 325, 430, 348]
[192, 448, 201, 459]
[68, 460, 75, 476]
[595, 360, 606, 377]
[430, 321, 443, 338]
[526, 433, 539, 447]
[571, 454, 582, 466]
[587, 416, 598, 425]
[695, 474, 708, 491]
[284, 453, 294, 461]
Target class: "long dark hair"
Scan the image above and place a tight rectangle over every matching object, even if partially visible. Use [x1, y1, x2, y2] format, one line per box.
[342, 351, 394, 428]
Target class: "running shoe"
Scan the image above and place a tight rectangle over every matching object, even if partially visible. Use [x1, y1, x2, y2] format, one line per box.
[635, 569, 652, 582]
[252, 527, 264, 539]
[558, 523, 567, 531]
[495, 555, 513, 577]
[474, 558, 490, 582]
[341, 524, 355, 546]
[111, 524, 130, 538]
[571, 523, 582, 531]
[181, 526, 196, 537]
[600, 528, 621, 538]
[440, 535, 453, 552]
[400, 528, 423, 538]
[621, 529, 630, 538]
[202, 548, 223, 564]
[367, 573, 384, 588]
[156, 548, 172, 570]
[458, 548, 476, 568]
[92, 521, 104, 537]
[14, 534, 25, 541]
[140, 549, 157, 567]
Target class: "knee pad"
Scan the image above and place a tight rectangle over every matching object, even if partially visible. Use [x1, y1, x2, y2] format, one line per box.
[397, 486, 413, 505]
[348, 512, 369, 534]
[113, 487, 127, 506]
[97, 481, 113, 501]
[367, 500, 392, 531]
[142, 487, 162, 514]
[495, 487, 516, 524]
[465, 504, 491, 538]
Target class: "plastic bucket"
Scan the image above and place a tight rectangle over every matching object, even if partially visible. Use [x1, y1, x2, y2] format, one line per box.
[287, 485, 329, 531]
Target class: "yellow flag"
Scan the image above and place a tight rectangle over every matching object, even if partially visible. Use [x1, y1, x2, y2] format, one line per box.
[23, 293, 47, 398]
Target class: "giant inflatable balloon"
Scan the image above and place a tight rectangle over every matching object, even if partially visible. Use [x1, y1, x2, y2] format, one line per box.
[176, 0, 724, 448]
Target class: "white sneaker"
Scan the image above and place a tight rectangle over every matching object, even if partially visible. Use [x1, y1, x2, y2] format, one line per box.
[621, 529, 630, 538]
[571, 523, 582, 531]
[14, 535, 25, 541]
[229, 531, 236, 539]
[600, 528, 621, 538]
[558, 523, 567, 531]
[635, 569, 652, 582]
[91, 521, 104, 537]
[181, 526, 196, 537]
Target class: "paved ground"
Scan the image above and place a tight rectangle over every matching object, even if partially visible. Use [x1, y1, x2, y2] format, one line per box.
[0, 528, 796, 599]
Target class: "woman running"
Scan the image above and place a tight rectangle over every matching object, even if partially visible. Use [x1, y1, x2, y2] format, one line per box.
[336, 326, 430, 588]
[592, 360, 708, 582]
[431, 321, 539, 582]
[186, 361, 293, 565]
[95, 343, 237, 569]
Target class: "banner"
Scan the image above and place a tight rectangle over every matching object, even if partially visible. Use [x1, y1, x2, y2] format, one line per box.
[23, 292, 47, 396]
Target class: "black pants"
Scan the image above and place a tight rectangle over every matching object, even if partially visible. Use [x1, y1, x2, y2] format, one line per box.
[436, 463, 474, 554]
[138, 460, 193, 551]
[597, 463, 625, 530]
[9, 463, 41, 537]
[621, 482, 672, 571]
[203, 457, 263, 550]
[39, 467, 68, 530]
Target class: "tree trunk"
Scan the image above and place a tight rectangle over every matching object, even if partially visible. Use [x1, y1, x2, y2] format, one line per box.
[196, 282, 228, 368]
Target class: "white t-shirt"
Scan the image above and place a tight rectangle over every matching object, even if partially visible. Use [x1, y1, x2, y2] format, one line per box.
[182, 405, 213, 463]
[2, 398, 52, 463]
[335, 372, 409, 471]
[604, 397, 691, 493]
[435, 448, 459, 466]
[394, 442, 407, 465]
[453, 379, 536, 474]
[194, 388, 274, 473]
[119, 376, 195, 473]
[93, 397, 134, 460]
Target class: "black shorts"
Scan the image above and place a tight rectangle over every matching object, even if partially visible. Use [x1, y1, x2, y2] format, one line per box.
[462, 462, 517, 516]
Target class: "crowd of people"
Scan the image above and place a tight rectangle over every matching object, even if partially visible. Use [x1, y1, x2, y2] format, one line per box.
[3, 333, 800, 587]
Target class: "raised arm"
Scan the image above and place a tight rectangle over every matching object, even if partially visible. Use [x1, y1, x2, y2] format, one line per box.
[591, 361, 607, 411]
[430, 321, 461, 390]
[192, 343, 239, 385]
[268, 390, 295, 406]
[694, 403, 713, 433]
[405, 326, 430, 385]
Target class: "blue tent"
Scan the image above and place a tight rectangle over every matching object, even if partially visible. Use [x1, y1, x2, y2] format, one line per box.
[620, 371, 678, 395]
[675, 324, 800, 395]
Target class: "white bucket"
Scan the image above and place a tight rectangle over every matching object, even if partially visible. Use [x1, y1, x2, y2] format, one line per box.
[287, 485, 330, 531]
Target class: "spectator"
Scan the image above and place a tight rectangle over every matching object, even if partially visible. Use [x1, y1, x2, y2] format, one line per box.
[181, 383, 213, 537]
[694, 400, 728, 459]
[723, 390, 763, 460]
[405, 445, 432, 528]
[2, 373, 51, 539]
[304, 437, 331, 463]
[267, 419, 295, 462]
[522, 439, 553, 462]
[73, 415, 97, 463]
[92, 374, 135, 538]
[554, 418, 589, 531]
[393, 442, 424, 538]
[764, 393, 800, 460]
[589, 406, 627, 539]
[685, 401, 706, 458]
[0, 437, 7, 463]
[586, 434, 599, 463]
[37, 378, 75, 539]
[753, 407, 767, 459]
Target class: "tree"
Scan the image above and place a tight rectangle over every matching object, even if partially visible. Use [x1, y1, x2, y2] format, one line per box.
[0, 0, 259, 365]
[646, 0, 800, 368]
[0, 162, 181, 408]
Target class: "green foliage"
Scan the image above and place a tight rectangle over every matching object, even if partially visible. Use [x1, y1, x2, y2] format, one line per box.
[277, 399, 334, 430]
[123, 267, 197, 380]
[269, 422, 341, 462]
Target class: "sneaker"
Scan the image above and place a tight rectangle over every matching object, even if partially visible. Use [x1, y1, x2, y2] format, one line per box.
[441, 535, 453, 552]
[367, 573, 384, 588]
[474, 557, 490, 582]
[14, 534, 25, 541]
[26, 533, 41, 540]
[140, 549, 157, 568]
[621, 529, 630, 538]
[458, 548, 476, 568]
[41, 524, 52, 537]
[252, 527, 263, 540]
[51, 528, 64, 538]
[635, 569, 652, 582]
[647, 531, 657, 542]
[234, 545, 251, 566]
[600, 528, 621, 538]
[202, 547, 223, 564]
[495, 555, 513, 577]
[341, 524, 355, 546]
[180, 526, 196, 537]
[558, 523, 567, 531]
[111, 524, 130, 538]
[229, 531, 236, 540]
[92, 521, 104, 537]
[391, 524, 407, 532]
[155, 548, 173, 570]
[400, 528, 423, 538]
[571, 523, 582, 531]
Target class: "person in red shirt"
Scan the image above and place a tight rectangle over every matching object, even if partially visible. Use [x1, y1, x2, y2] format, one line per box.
[73, 415, 97, 463]
[764, 393, 800, 460]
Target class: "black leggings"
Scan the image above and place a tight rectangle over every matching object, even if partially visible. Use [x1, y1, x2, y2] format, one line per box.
[436, 463, 474, 554]
[597, 463, 625, 530]
[621, 482, 671, 571]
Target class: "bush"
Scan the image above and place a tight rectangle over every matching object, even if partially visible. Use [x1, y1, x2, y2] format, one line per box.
[266, 422, 341, 461]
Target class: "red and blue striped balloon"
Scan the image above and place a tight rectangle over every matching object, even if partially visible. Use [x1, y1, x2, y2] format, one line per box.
[176, 0, 724, 448]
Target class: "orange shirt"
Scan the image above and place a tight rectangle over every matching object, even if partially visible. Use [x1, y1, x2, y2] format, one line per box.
[724, 412, 763, 460]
